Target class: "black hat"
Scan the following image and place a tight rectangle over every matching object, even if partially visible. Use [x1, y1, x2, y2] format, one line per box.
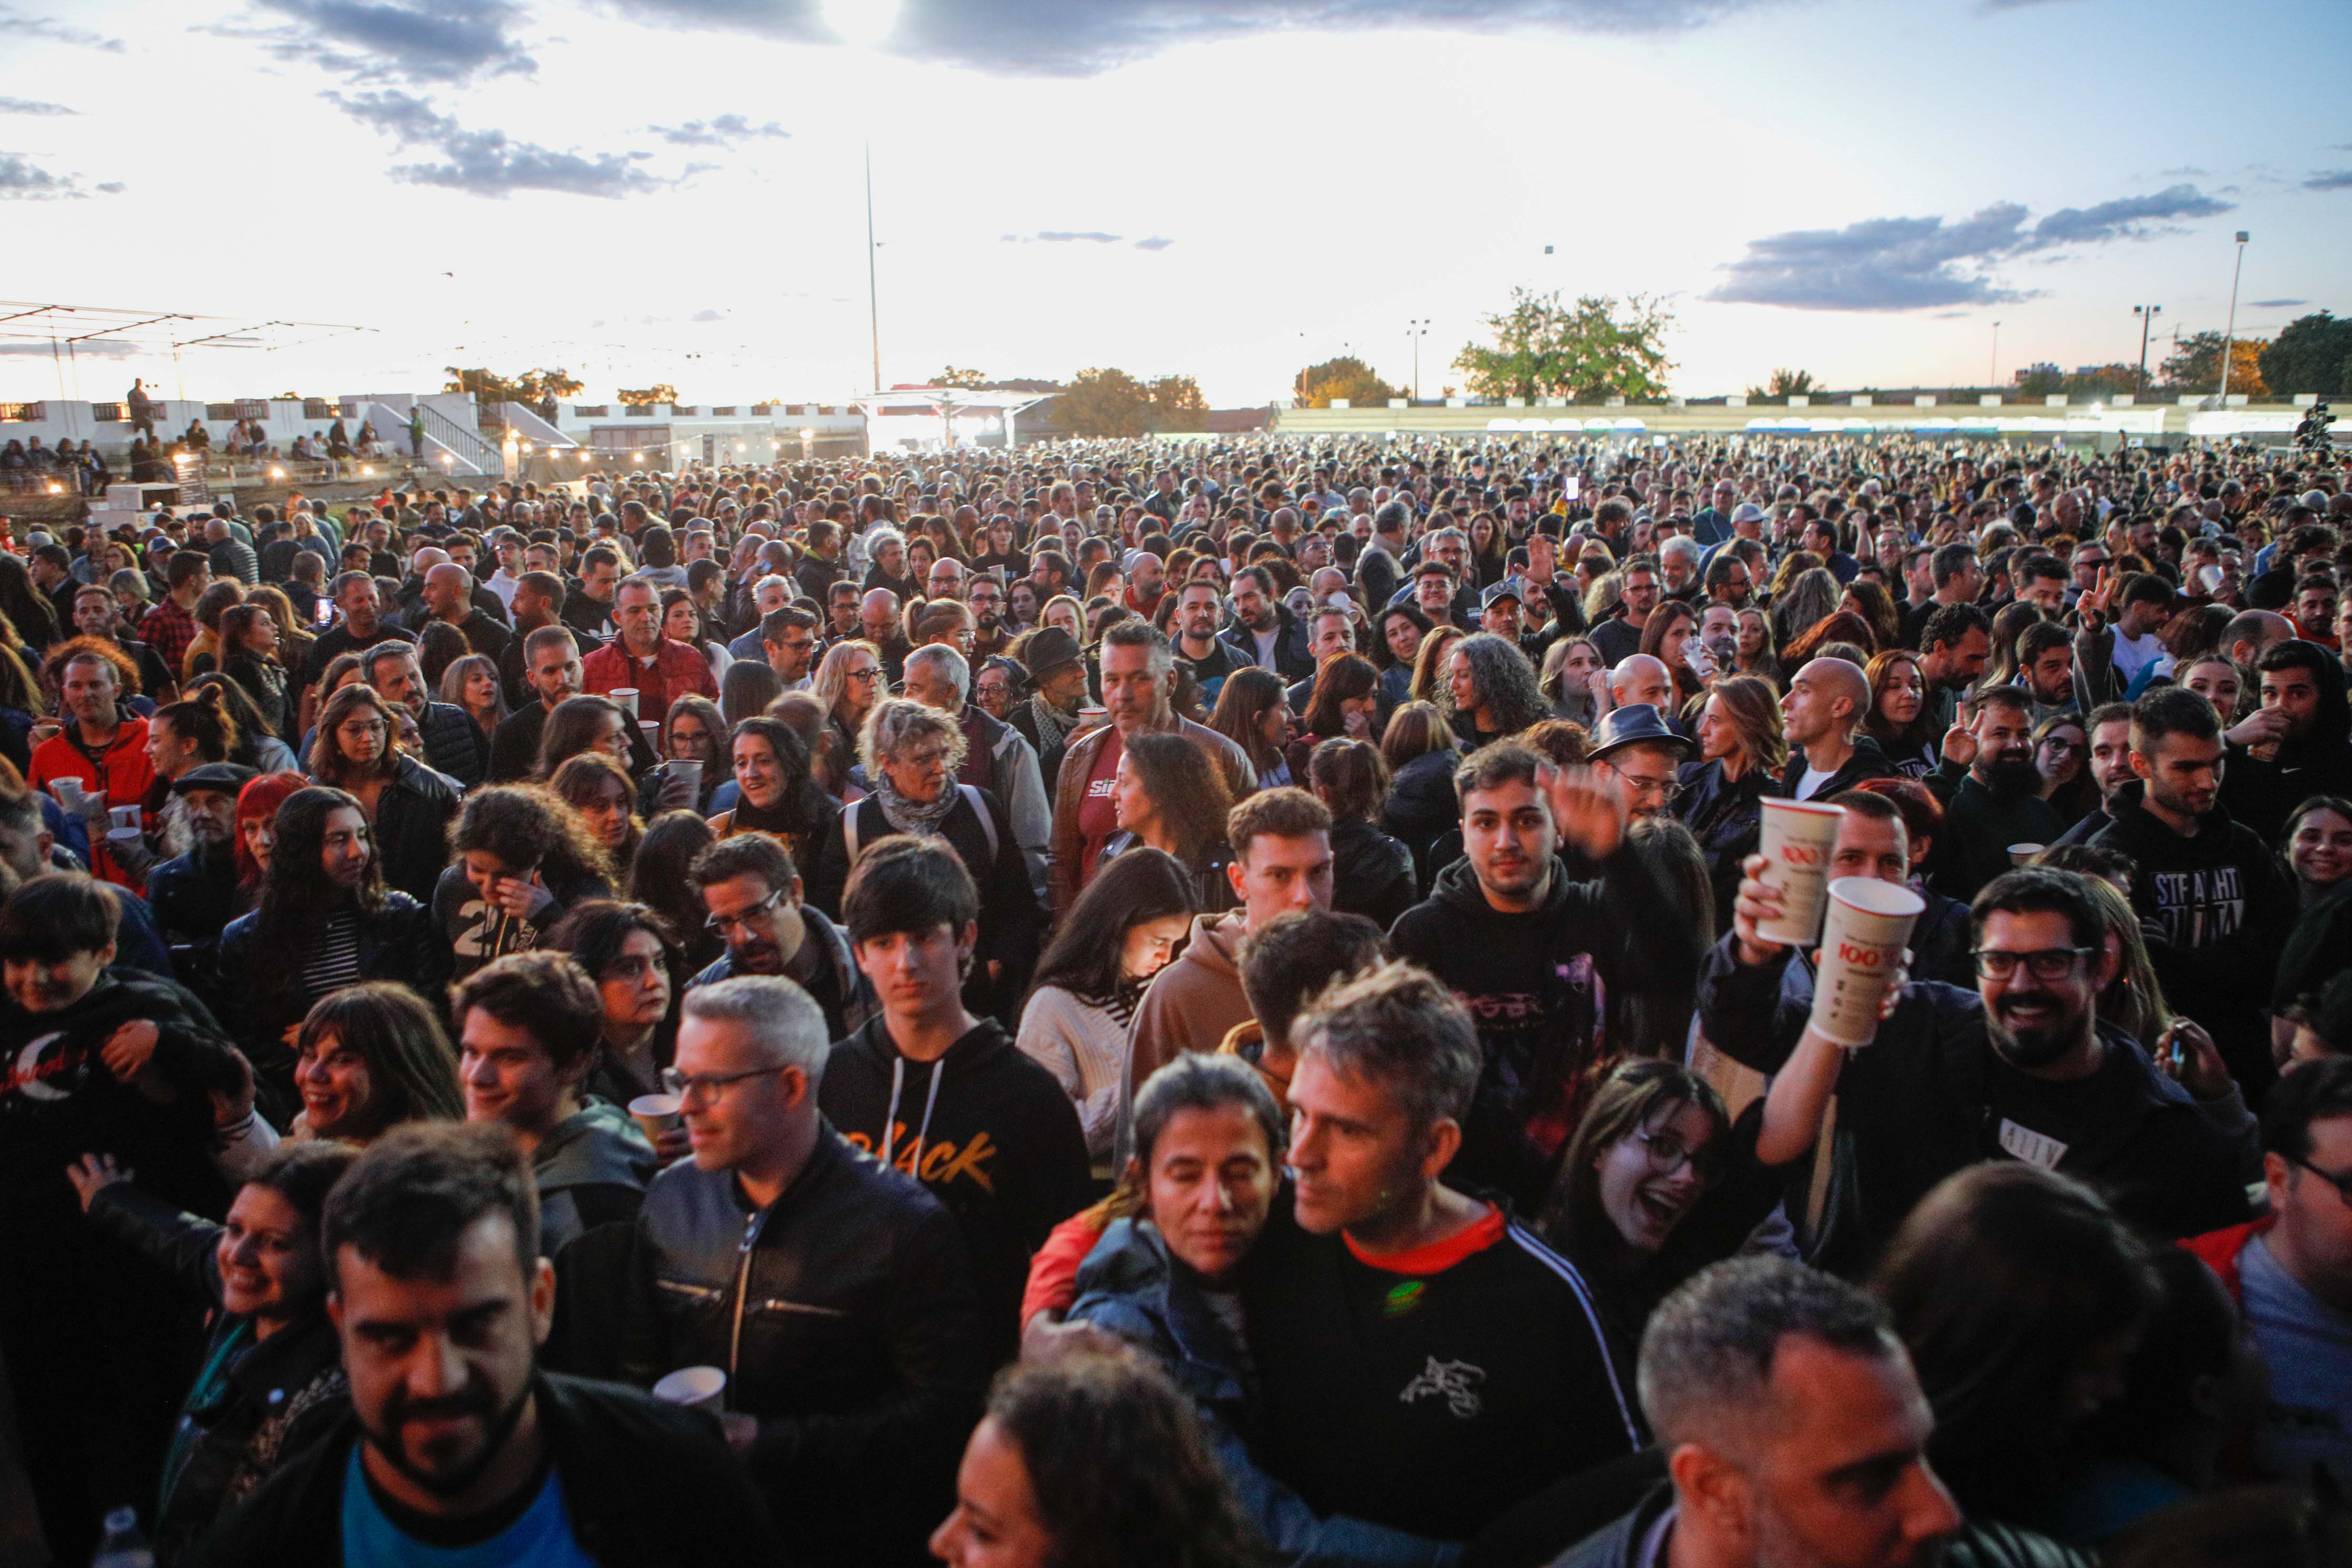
[1589, 704, 1693, 762]
[1022, 626, 1085, 680]
[169, 762, 259, 797]
[1481, 581, 1523, 610]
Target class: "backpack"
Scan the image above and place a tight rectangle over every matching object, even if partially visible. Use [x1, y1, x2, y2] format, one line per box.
[840, 784, 997, 867]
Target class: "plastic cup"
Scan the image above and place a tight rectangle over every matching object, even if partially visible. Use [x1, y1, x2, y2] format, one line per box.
[629, 1093, 683, 1146]
[107, 805, 141, 833]
[1809, 877, 1926, 1046]
[48, 778, 83, 812]
[670, 759, 703, 798]
[640, 720, 662, 744]
[1077, 705, 1108, 731]
[652, 1365, 726, 1410]
[1756, 798, 1845, 947]
[2007, 843, 2045, 867]
[610, 688, 640, 717]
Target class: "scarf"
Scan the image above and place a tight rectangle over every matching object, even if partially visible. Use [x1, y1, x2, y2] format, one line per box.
[1027, 691, 1078, 754]
[873, 773, 961, 838]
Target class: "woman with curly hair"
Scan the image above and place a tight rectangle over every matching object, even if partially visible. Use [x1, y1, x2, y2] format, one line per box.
[1840, 579, 1904, 654]
[433, 784, 616, 977]
[1442, 631, 1547, 749]
[1096, 730, 1236, 916]
[1769, 562, 1839, 651]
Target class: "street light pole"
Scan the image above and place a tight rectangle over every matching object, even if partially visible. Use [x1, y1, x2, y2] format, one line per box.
[2133, 305, 2163, 398]
[865, 139, 881, 395]
[1407, 318, 1428, 401]
[2218, 231, 2249, 404]
[1990, 320, 2001, 389]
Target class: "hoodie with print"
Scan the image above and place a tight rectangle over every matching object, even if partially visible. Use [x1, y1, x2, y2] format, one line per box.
[819, 1016, 1092, 1357]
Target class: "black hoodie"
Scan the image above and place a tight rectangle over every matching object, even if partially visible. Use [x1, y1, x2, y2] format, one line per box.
[2219, 643, 2352, 844]
[2091, 780, 2298, 1093]
[1390, 839, 1703, 1210]
[819, 1016, 1091, 1356]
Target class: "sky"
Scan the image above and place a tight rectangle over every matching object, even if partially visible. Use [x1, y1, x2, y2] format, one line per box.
[3, 0, 2347, 409]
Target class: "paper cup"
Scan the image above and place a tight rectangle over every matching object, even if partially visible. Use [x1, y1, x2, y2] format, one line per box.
[652, 1365, 726, 1410]
[610, 688, 640, 717]
[640, 719, 662, 744]
[1809, 877, 1926, 1046]
[1757, 798, 1845, 947]
[629, 1093, 683, 1146]
[107, 805, 141, 833]
[2007, 842, 2045, 867]
[48, 779, 84, 811]
[1077, 705, 1108, 731]
[670, 759, 703, 797]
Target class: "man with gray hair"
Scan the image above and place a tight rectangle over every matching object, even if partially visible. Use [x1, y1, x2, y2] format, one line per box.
[365, 637, 489, 787]
[901, 642, 1051, 896]
[1555, 1257, 1959, 1568]
[618, 974, 988, 1567]
[1236, 958, 1643, 1544]
[727, 572, 796, 662]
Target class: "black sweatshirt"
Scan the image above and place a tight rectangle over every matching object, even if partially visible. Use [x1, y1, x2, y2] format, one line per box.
[819, 1016, 1091, 1358]
[1239, 1197, 1644, 1542]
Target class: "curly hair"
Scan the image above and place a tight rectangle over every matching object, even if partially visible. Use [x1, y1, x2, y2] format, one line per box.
[1442, 632, 1548, 737]
[1123, 731, 1232, 870]
[448, 784, 615, 890]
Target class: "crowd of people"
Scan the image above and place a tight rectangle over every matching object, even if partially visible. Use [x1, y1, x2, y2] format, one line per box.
[2, 425, 2350, 1567]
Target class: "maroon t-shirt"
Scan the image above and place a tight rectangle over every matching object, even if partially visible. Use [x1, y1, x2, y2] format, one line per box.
[1075, 726, 1125, 889]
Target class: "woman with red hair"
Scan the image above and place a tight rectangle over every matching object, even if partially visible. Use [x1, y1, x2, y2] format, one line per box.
[232, 771, 307, 915]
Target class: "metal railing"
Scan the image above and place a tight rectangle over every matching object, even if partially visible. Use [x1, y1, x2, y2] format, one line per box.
[414, 403, 502, 474]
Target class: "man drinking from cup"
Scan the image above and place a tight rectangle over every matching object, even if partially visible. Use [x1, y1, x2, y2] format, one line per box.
[1701, 862, 2251, 1276]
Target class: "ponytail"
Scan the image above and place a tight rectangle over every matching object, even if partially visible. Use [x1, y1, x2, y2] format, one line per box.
[155, 683, 239, 764]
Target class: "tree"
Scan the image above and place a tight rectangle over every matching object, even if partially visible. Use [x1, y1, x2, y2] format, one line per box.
[1055, 368, 1153, 437]
[616, 385, 678, 407]
[934, 366, 986, 388]
[1745, 368, 1816, 399]
[2159, 333, 2269, 397]
[1293, 356, 1399, 408]
[1453, 288, 1675, 402]
[444, 366, 583, 404]
[1148, 375, 1208, 432]
[2259, 312, 2352, 398]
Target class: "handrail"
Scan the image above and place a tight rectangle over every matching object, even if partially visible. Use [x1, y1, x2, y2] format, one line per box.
[415, 404, 501, 472]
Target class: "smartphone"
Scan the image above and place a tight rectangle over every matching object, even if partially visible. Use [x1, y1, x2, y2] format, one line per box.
[313, 597, 333, 627]
[1563, 477, 1581, 502]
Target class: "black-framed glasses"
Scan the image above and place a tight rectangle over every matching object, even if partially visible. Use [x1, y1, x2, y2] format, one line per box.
[1632, 1128, 1719, 1181]
[1970, 947, 2095, 982]
[2290, 1155, 2352, 1207]
[664, 1064, 786, 1106]
[706, 888, 785, 935]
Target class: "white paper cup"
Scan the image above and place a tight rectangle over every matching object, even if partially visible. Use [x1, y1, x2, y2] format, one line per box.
[652, 1365, 726, 1410]
[2007, 842, 2045, 867]
[670, 759, 703, 798]
[106, 826, 141, 845]
[610, 688, 640, 717]
[107, 805, 141, 832]
[1077, 705, 1108, 731]
[48, 779, 83, 811]
[639, 719, 662, 744]
[1757, 798, 1845, 947]
[1809, 877, 1926, 1046]
[629, 1093, 683, 1146]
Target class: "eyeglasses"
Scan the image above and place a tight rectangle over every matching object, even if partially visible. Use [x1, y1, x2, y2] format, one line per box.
[1616, 773, 1684, 805]
[664, 1064, 786, 1106]
[1632, 1128, 1718, 1180]
[845, 667, 881, 683]
[2289, 1155, 2352, 1206]
[706, 888, 785, 935]
[1969, 947, 2095, 981]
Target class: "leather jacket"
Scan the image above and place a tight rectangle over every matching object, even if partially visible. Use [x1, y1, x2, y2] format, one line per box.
[619, 1121, 989, 1566]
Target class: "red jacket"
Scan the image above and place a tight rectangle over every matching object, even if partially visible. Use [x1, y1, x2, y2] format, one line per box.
[2180, 1214, 2277, 1305]
[29, 718, 157, 889]
[581, 636, 717, 727]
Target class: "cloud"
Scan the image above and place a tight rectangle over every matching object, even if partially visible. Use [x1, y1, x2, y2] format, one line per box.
[2305, 170, 2352, 190]
[0, 8, 127, 51]
[0, 152, 94, 199]
[688, 308, 727, 321]
[0, 338, 138, 358]
[602, 0, 1788, 77]
[95, 180, 124, 193]
[2157, 165, 2207, 177]
[1133, 236, 1174, 250]
[2249, 298, 2308, 309]
[647, 114, 788, 147]
[210, 0, 533, 83]
[1708, 184, 2236, 311]
[0, 96, 75, 115]
[336, 90, 670, 198]
[1002, 230, 1123, 244]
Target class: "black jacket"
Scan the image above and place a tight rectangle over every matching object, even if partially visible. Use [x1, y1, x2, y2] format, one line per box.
[368, 752, 465, 903]
[216, 891, 450, 1096]
[1776, 733, 1896, 802]
[1390, 843, 1704, 1210]
[618, 1124, 988, 1567]
[1328, 815, 1417, 928]
[1925, 759, 2067, 904]
[1380, 746, 1462, 894]
[1674, 757, 1776, 932]
[145, 841, 242, 947]
[87, 1183, 347, 1566]
[1697, 934, 2252, 1277]
[1218, 605, 1318, 683]
[414, 699, 489, 791]
[1550, 1485, 2094, 1568]
[2090, 781, 2299, 1091]
[189, 1372, 783, 1568]
[818, 1016, 1092, 1358]
[2218, 647, 2352, 842]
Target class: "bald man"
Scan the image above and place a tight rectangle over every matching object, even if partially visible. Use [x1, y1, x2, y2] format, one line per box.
[1779, 657, 1893, 799]
[1610, 654, 1675, 716]
[859, 586, 912, 684]
[2222, 608, 2296, 669]
[421, 560, 513, 664]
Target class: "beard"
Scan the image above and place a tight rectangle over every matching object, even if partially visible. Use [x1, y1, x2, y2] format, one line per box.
[1980, 754, 2041, 797]
[1985, 988, 2088, 1071]
[359, 1365, 533, 1498]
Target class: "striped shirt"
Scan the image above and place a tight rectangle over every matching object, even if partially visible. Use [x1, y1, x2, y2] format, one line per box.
[300, 912, 364, 1004]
